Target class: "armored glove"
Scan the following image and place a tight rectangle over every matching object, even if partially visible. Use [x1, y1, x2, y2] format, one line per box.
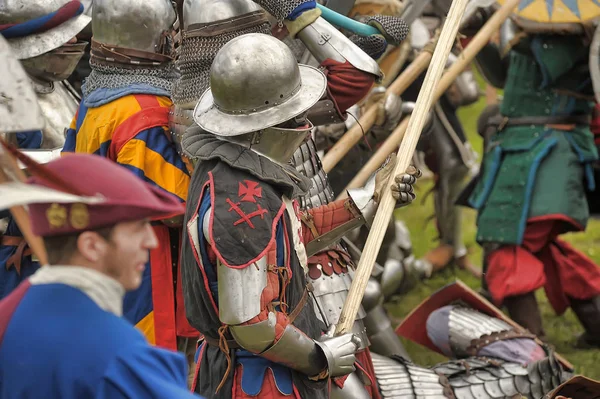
[374, 154, 421, 207]
[347, 154, 420, 227]
[314, 331, 362, 378]
[350, 15, 410, 59]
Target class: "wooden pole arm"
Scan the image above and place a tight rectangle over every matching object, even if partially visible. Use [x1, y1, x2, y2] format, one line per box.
[341, 0, 521, 193]
[334, 0, 471, 335]
[0, 142, 49, 266]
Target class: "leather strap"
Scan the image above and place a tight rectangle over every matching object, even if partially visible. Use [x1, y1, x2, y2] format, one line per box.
[304, 216, 364, 257]
[2, 236, 32, 274]
[466, 329, 537, 356]
[287, 282, 313, 324]
[91, 38, 173, 67]
[202, 334, 241, 349]
[489, 114, 591, 131]
[301, 213, 320, 239]
[186, 11, 268, 38]
[1, 236, 24, 246]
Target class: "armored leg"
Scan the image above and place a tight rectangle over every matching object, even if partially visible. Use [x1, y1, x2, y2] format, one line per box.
[503, 292, 545, 338]
[420, 102, 483, 276]
[569, 295, 600, 348]
[428, 105, 470, 253]
[361, 279, 411, 360]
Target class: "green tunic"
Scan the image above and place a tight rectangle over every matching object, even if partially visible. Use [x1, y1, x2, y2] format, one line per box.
[469, 35, 598, 245]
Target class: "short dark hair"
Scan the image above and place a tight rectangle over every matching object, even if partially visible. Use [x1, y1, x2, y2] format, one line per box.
[43, 226, 115, 265]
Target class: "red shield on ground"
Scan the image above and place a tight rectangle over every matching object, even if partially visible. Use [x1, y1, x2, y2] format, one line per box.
[395, 280, 573, 369]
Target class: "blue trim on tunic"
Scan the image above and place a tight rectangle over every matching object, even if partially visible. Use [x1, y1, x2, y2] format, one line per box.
[517, 137, 558, 243]
[469, 145, 503, 209]
[83, 84, 171, 108]
[563, 133, 597, 191]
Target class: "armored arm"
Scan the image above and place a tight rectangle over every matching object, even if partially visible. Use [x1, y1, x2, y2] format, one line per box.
[255, 1, 409, 115]
[202, 210, 358, 379]
[301, 166, 418, 256]
[255, 0, 405, 75]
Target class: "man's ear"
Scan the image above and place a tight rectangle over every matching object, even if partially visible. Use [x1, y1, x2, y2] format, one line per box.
[76, 231, 108, 263]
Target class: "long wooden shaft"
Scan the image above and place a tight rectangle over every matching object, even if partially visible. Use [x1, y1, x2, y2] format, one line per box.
[0, 167, 48, 266]
[0, 143, 49, 265]
[334, 0, 470, 335]
[341, 0, 521, 193]
[321, 51, 433, 173]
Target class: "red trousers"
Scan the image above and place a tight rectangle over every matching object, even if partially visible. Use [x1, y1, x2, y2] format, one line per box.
[486, 216, 600, 315]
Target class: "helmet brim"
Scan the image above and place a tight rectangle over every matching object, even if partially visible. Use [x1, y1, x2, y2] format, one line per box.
[193, 65, 327, 137]
[9, 14, 91, 60]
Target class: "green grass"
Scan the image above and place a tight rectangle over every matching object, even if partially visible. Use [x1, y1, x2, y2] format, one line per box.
[386, 81, 600, 377]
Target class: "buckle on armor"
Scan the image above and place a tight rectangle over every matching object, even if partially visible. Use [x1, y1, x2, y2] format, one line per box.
[498, 116, 509, 131]
[301, 212, 320, 238]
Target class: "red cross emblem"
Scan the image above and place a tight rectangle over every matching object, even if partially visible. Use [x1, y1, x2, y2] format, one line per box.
[226, 199, 268, 229]
[238, 180, 262, 203]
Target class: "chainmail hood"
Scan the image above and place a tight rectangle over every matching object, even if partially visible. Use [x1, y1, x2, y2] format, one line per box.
[82, 58, 179, 99]
[171, 22, 272, 106]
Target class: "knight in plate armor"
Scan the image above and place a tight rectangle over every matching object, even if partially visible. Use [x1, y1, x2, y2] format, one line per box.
[315, 0, 482, 281]
[284, 0, 423, 363]
[461, 3, 600, 347]
[60, 0, 198, 355]
[171, 0, 416, 371]
[179, 25, 420, 397]
[0, 0, 89, 300]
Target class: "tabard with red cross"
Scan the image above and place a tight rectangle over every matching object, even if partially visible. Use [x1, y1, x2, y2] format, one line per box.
[207, 163, 286, 268]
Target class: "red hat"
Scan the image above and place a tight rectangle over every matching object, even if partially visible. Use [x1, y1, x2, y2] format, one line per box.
[27, 153, 185, 236]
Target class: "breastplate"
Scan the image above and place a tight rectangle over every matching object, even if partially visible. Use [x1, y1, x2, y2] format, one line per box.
[307, 259, 369, 350]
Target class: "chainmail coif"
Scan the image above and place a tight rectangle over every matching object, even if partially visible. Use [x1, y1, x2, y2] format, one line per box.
[171, 21, 272, 106]
[82, 58, 179, 98]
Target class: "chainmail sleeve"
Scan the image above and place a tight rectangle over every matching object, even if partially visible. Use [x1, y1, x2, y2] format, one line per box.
[253, 0, 313, 21]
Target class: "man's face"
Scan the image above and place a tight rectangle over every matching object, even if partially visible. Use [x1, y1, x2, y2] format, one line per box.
[99, 220, 158, 291]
